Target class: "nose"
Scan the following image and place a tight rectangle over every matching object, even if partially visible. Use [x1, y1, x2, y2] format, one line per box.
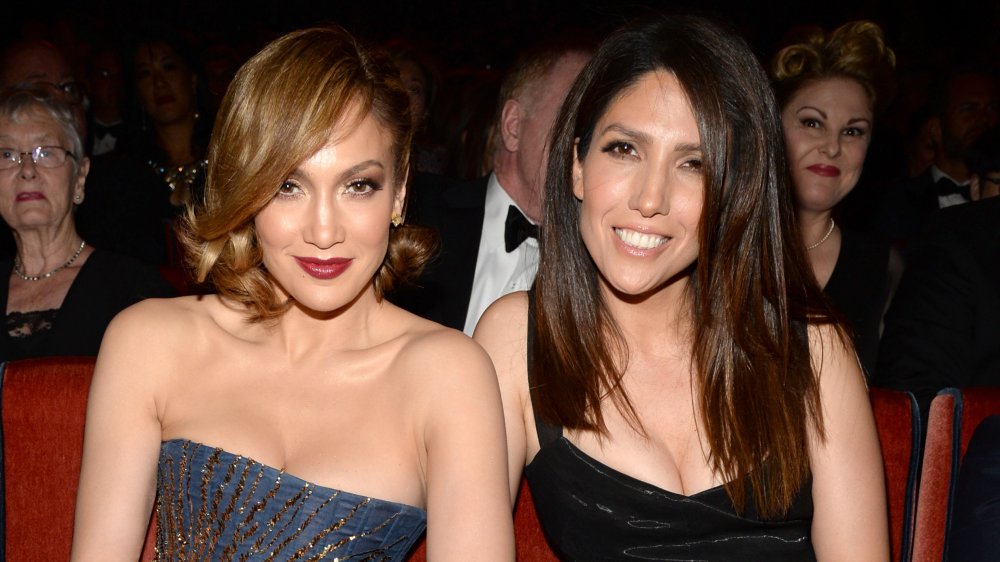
[18, 154, 38, 180]
[629, 167, 671, 218]
[820, 131, 842, 158]
[304, 193, 344, 250]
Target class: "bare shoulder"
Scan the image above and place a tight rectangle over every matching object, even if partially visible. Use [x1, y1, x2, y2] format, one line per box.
[473, 291, 529, 384]
[392, 311, 497, 390]
[806, 322, 869, 421]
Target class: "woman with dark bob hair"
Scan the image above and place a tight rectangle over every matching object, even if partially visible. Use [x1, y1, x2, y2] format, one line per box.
[72, 27, 513, 560]
[476, 15, 888, 560]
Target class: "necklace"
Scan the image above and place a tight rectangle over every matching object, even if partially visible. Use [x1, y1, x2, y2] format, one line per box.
[14, 239, 87, 281]
[806, 218, 836, 251]
[149, 159, 208, 194]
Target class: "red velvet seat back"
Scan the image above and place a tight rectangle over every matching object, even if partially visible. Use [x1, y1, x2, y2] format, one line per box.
[913, 388, 1000, 562]
[2, 357, 96, 562]
[870, 388, 921, 562]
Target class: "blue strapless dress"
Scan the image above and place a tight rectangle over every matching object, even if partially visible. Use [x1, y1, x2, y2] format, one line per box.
[155, 439, 427, 561]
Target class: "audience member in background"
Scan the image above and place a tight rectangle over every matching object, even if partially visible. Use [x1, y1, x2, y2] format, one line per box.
[385, 39, 446, 174]
[875, 193, 1000, 411]
[476, 15, 887, 560]
[85, 44, 127, 156]
[877, 66, 998, 249]
[78, 30, 213, 266]
[967, 127, 1000, 200]
[70, 26, 512, 561]
[436, 66, 501, 180]
[771, 21, 902, 377]
[397, 36, 591, 334]
[0, 86, 173, 362]
[0, 39, 86, 141]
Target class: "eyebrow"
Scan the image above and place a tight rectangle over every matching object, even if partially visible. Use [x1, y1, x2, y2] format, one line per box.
[600, 123, 702, 153]
[796, 105, 872, 126]
[338, 160, 385, 182]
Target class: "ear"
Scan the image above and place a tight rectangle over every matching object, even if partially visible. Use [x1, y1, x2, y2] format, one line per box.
[393, 168, 409, 220]
[572, 139, 584, 201]
[928, 116, 943, 148]
[499, 99, 522, 153]
[73, 157, 90, 205]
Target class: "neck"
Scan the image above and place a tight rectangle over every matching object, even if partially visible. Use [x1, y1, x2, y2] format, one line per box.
[493, 160, 538, 223]
[601, 276, 693, 357]
[154, 116, 197, 166]
[14, 222, 83, 276]
[934, 155, 970, 182]
[265, 286, 387, 362]
[797, 208, 834, 247]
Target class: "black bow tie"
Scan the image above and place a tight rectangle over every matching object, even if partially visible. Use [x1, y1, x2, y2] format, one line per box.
[935, 177, 971, 201]
[504, 205, 539, 252]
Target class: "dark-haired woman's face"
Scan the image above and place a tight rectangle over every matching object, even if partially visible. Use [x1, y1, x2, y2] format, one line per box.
[135, 42, 197, 127]
[572, 70, 703, 299]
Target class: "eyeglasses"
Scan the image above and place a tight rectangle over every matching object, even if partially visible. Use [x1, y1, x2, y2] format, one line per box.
[34, 80, 84, 105]
[0, 146, 76, 170]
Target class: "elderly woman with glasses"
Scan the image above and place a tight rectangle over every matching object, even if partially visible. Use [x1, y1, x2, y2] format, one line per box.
[0, 86, 174, 362]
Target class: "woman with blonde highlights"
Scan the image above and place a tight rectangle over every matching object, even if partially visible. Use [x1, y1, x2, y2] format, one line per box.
[475, 15, 887, 560]
[71, 26, 513, 561]
[772, 21, 901, 377]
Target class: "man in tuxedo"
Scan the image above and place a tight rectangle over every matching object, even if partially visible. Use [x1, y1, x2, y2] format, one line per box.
[875, 196, 1000, 411]
[878, 68, 997, 249]
[398, 39, 591, 334]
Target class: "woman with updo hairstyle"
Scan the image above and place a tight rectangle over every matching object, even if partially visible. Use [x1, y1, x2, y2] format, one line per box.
[772, 21, 902, 377]
[475, 14, 888, 560]
[71, 26, 514, 561]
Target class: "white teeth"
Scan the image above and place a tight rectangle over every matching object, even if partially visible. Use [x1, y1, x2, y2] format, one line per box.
[614, 228, 667, 250]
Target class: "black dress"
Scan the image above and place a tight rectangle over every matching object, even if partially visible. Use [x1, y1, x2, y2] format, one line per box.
[524, 302, 816, 561]
[0, 249, 176, 361]
[823, 227, 893, 378]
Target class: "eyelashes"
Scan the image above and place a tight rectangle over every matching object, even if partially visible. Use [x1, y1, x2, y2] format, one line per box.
[600, 140, 703, 172]
[275, 178, 384, 199]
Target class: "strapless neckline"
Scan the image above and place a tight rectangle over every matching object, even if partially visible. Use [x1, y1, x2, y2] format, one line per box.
[161, 438, 426, 513]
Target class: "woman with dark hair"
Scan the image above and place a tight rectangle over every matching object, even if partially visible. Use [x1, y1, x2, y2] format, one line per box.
[78, 29, 213, 266]
[71, 26, 513, 561]
[476, 15, 887, 560]
[772, 21, 902, 377]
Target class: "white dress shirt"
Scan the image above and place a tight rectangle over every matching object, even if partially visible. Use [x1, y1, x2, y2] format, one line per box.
[462, 173, 539, 335]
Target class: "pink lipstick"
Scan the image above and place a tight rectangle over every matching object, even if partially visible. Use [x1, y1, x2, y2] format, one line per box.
[294, 257, 352, 280]
[806, 164, 841, 177]
[16, 192, 45, 202]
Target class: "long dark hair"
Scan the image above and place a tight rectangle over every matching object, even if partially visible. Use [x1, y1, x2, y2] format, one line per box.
[533, 14, 839, 518]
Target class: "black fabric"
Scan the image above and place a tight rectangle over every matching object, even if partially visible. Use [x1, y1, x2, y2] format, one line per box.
[875, 197, 1000, 413]
[388, 172, 488, 330]
[524, 297, 816, 561]
[0, 249, 176, 361]
[947, 415, 1000, 562]
[822, 227, 892, 378]
[504, 205, 538, 253]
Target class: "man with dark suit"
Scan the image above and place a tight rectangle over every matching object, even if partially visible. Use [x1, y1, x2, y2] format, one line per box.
[398, 40, 591, 334]
[875, 196, 1000, 410]
[878, 68, 997, 250]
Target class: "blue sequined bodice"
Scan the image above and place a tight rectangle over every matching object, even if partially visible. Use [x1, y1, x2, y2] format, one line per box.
[156, 439, 427, 561]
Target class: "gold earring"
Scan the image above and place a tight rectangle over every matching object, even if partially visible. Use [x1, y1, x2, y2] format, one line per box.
[391, 213, 403, 227]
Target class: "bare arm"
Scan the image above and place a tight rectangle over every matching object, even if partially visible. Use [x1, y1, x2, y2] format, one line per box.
[71, 303, 170, 561]
[420, 330, 515, 560]
[474, 292, 531, 504]
[808, 324, 889, 561]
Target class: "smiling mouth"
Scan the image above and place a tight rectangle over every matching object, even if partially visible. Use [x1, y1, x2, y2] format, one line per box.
[614, 228, 668, 250]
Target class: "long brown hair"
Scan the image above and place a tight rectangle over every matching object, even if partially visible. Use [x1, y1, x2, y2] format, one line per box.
[179, 26, 434, 322]
[533, 14, 841, 518]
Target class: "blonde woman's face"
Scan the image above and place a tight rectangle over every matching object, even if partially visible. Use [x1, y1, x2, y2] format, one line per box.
[254, 112, 404, 314]
[782, 77, 872, 214]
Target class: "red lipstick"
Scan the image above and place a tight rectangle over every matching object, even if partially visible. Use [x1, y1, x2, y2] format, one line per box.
[294, 257, 352, 280]
[806, 164, 841, 177]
